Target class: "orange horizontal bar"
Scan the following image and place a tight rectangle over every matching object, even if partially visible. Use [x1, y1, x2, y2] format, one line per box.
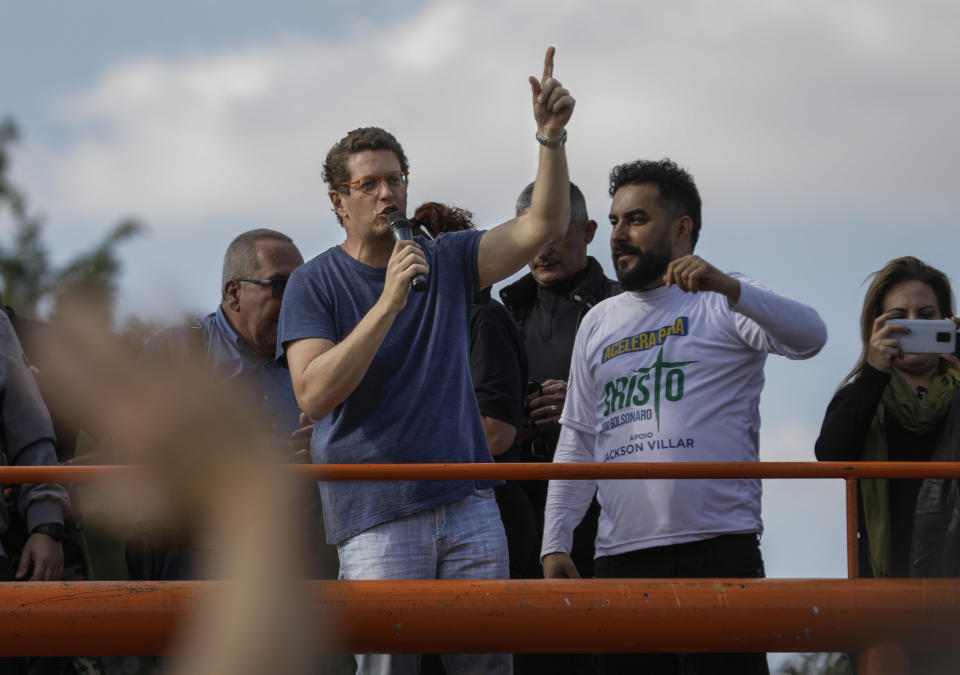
[3, 461, 960, 483]
[1, 579, 958, 656]
[288, 461, 960, 482]
[0, 464, 144, 483]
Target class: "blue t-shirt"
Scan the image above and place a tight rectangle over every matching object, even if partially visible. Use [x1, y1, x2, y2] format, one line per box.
[278, 230, 494, 544]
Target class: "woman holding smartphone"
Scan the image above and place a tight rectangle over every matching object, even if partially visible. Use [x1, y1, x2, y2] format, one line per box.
[815, 256, 960, 578]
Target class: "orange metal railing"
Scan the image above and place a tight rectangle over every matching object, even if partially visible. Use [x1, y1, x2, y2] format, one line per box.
[5, 459, 959, 586]
[5, 460, 960, 483]
[1, 578, 958, 657]
[2, 461, 960, 672]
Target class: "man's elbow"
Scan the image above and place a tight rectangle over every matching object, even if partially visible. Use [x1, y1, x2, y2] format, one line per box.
[294, 386, 337, 422]
[300, 403, 329, 422]
[518, 203, 569, 246]
[489, 436, 513, 457]
[792, 318, 829, 360]
[533, 210, 570, 245]
[483, 417, 518, 456]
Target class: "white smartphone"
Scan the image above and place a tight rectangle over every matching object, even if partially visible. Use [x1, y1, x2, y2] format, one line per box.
[885, 318, 957, 354]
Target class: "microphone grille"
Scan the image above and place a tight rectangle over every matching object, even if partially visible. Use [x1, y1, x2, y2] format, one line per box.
[387, 211, 408, 230]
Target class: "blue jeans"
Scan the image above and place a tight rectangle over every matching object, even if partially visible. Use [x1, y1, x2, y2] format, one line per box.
[337, 487, 512, 675]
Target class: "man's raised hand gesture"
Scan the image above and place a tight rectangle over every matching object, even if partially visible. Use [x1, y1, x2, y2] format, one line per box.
[530, 46, 575, 143]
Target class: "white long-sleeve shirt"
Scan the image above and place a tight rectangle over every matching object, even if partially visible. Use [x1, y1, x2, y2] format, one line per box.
[541, 274, 827, 560]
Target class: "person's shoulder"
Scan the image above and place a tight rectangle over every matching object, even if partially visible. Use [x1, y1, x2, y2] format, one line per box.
[579, 292, 631, 334]
[431, 229, 483, 257]
[288, 246, 345, 287]
[0, 311, 22, 366]
[471, 299, 518, 332]
[141, 313, 213, 359]
[298, 246, 341, 272]
[583, 257, 621, 300]
[152, 312, 211, 339]
[593, 290, 631, 311]
[0, 310, 14, 342]
[499, 273, 538, 314]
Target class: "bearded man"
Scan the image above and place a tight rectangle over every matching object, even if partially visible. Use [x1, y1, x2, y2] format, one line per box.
[541, 158, 828, 675]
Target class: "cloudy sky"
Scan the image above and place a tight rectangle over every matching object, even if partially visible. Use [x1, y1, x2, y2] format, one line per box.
[4, 0, 959, 609]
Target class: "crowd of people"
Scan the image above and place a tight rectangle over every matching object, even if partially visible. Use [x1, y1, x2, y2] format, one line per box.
[2, 46, 959, 675]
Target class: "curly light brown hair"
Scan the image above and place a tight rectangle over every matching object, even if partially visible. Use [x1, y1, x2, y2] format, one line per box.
[412, 202, 476, 237]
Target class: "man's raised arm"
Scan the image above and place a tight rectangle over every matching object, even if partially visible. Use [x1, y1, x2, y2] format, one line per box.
[477, 46, 576, 289]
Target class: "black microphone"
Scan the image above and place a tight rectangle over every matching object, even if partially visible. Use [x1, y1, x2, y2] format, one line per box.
[387, 211, 428, 293]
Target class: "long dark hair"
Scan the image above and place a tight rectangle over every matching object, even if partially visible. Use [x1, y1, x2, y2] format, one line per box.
[842, 256, 955, 386]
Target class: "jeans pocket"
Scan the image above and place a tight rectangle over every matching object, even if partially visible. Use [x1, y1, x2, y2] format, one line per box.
[472, 485, 496, 499]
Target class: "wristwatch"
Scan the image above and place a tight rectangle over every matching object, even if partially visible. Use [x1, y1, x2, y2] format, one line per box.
[30, 523, 64, 542]
[535, 129, 567, 148]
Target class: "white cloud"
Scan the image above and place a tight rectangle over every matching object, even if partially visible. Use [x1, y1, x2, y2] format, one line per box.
[30, 0, 960, 232]
[382, 3, 469, 72]
[11, 0, 959, 326]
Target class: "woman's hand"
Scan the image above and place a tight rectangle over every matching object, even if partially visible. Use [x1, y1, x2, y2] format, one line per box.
[867, 311, 907, 373]
[942, 316, 960, 371]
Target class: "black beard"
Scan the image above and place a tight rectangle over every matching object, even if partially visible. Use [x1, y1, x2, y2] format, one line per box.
[614, 247, 671, 291]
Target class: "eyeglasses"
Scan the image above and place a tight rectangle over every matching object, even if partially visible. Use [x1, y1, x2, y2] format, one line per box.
[336, 171, 409, 195]
[236, 278, 288, 299]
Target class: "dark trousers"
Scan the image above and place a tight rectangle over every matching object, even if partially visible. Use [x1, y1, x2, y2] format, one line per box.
[594, 533, 770, 675]
[511, 480, 598, 675]
[521, 480, 599, 579]
[494, 481, 539, 580]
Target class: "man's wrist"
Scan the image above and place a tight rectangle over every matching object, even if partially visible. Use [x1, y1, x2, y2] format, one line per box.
[374, 291, 405, 320]
[720, 276, 741, 304]
[30, 522, 64, 542]
[535, 129, 567, 148]
[541, 549, 568, 561]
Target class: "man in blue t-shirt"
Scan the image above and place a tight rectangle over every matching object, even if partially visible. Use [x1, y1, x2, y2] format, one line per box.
[278, 47, 575, 675]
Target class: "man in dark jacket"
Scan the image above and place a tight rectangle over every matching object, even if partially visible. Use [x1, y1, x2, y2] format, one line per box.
[0, 310, 68, 583]
[500, 181, 619, 575]
[499, 181, 618, 675]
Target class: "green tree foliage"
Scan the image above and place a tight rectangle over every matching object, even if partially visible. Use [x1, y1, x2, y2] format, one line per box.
[0, 116, 145, 322]
[0, 118, 51, 314]
[49, 217, 145, 322]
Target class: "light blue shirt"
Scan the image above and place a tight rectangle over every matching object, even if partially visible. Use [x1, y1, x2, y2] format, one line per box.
[143, 307, 302, 445]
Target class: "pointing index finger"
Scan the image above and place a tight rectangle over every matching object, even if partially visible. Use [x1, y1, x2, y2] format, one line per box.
[542, 46, 555, 83]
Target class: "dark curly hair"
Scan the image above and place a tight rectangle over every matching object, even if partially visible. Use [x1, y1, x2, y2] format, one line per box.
[322, 127, 410, 225]
[412, 202, 476, 236]
[608, 158, 702, 250]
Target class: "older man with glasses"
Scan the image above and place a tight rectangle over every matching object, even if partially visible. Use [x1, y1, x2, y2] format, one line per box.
[278, 47, 575, 675]
[142, 228, 304, 443]
[130, 228, 341, 582]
